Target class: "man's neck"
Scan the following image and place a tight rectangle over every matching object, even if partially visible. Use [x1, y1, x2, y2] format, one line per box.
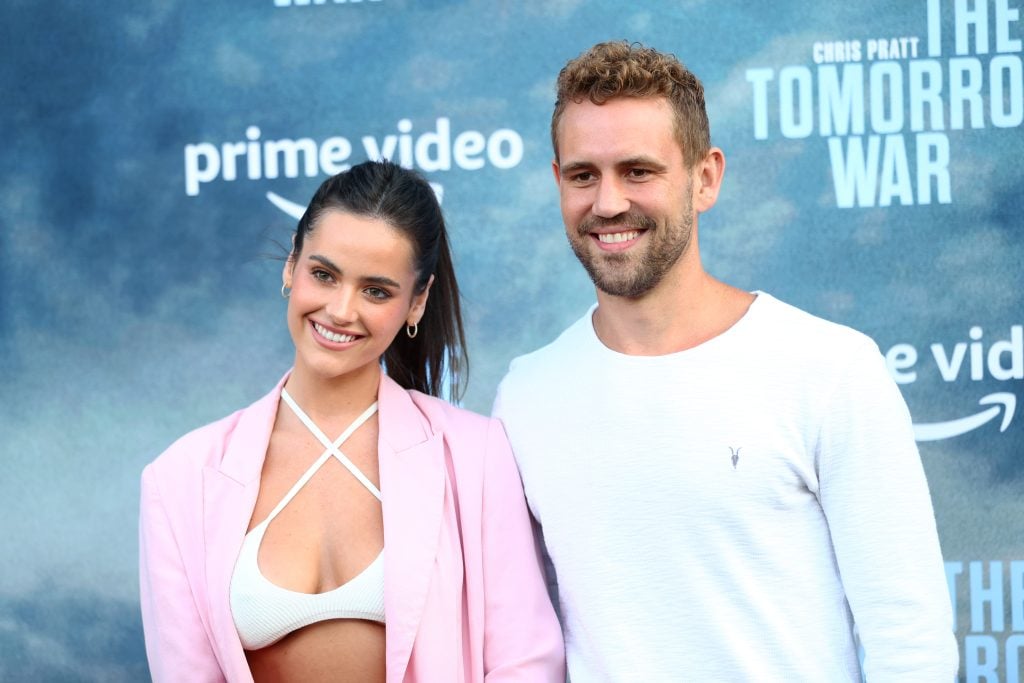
[592, 268, 756, 356]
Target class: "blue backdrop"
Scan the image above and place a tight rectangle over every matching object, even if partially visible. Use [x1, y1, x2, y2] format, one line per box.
[2, 1, 1021, 680]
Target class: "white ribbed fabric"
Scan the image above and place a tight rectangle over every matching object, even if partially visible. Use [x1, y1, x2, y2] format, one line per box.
[230, 391, 384, 650]
[493, 292, 958, 682]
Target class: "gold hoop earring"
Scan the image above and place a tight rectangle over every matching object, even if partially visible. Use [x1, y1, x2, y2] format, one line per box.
[406, 323, 418, 339]
[281, 284, 290, 299]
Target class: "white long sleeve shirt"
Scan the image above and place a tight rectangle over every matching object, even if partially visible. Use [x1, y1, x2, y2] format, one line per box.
[493, 292, 958, 682]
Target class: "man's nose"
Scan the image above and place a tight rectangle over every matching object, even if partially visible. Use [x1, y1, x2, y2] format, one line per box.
[592, 177, 630, 218]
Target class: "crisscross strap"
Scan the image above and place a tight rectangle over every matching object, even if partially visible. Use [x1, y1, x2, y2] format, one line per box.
[260, 389, 380, 526]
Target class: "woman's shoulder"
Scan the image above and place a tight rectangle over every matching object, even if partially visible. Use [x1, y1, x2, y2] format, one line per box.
[144, 378, 285, 481]
[144, 407, 248, 481]
[407, 392, 515, 473]
[406, 390, 497, 437]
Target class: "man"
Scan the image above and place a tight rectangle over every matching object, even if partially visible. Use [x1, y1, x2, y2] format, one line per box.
[492, 41, 958, 681]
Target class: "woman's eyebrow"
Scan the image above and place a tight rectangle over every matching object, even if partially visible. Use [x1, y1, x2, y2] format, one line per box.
[309, 254, 402, 289]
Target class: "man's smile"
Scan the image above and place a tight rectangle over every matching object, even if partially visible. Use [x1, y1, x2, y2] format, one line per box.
[596, 230, 640, 244]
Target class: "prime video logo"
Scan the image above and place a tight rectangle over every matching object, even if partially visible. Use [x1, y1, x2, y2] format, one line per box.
[885, 325, 1022, 441]
[182, 119, 524, 216]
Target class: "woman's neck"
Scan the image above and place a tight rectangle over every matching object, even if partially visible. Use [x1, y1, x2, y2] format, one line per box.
[282, 361, 382, 429]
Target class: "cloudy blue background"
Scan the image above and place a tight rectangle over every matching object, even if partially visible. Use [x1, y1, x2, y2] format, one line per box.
[2, 1, 1020, 679]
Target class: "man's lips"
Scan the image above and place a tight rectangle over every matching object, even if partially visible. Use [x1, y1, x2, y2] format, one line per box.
[594, 230, 641, 244]
[579, 213, 655, 248]
[587, 228, 646, 251]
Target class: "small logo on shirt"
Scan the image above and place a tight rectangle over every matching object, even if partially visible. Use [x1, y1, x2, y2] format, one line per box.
[729, 447, 741, 469]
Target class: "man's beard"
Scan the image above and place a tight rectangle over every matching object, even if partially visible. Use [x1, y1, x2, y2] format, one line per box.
[569, 209, 693, 299]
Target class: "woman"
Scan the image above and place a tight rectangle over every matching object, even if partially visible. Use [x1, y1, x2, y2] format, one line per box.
[139, 160, 565, 682]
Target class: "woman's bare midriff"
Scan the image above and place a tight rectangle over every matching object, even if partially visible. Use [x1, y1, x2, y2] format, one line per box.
[246, 619, 385, 683]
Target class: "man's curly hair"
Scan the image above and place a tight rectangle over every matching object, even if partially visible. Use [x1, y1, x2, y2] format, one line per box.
[551, 41, 711, 168]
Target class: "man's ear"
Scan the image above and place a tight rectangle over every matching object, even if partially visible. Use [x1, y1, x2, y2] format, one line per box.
[693, 147, 726, 213]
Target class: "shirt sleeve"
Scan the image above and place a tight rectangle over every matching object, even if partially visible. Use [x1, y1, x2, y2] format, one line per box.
[139, 465, 227, 683]
[816, 341, 959, 681]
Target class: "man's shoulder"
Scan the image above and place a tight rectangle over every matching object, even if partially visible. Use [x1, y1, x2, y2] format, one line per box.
[754, 293, 880, 359]
[503, 308, 595, 379]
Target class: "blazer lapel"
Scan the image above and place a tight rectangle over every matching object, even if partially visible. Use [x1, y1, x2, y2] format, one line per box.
[203, 373, 288, 678]
[378, 375, 447, 683]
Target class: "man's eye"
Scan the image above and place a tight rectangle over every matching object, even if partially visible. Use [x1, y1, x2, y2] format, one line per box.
[571, 172, 594, 182]
[627, 168, 650, 178]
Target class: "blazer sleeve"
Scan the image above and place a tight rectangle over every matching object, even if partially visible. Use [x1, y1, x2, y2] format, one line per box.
[139, 464, 227, 683]
[479, 418, 566, 682]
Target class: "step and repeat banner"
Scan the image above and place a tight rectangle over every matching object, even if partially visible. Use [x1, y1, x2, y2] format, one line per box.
[2, 1, 1021, 680]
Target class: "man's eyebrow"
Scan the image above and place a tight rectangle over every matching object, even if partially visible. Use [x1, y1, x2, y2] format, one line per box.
[308, 254, 402, 289]
[558, 156, 669, 177]
[617, 156, 668, 171]
[558, 161, 594, 176]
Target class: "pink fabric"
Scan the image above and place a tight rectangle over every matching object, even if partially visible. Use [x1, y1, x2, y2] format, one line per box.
[139, 371, 565, 683]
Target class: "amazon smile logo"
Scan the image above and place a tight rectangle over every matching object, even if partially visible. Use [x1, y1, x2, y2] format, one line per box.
[912, 393, 1016, 442]
[266, 183, 444, 220]
[885, 325, 1022, 442]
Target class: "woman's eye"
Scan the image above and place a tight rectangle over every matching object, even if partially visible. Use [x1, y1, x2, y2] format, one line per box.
[365, 287, 391, 301]
[312, 269, 333, 282]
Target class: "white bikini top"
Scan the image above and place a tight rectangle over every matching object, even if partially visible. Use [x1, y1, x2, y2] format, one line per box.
[230, 389, 385, 651]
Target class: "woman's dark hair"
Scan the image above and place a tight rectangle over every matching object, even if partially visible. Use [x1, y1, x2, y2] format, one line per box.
[290, 160, 467, 400]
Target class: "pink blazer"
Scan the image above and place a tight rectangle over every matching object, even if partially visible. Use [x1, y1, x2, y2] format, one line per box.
[139, 371, 565, 682]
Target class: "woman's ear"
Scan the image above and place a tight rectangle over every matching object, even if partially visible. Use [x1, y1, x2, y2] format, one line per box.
[282, 256, 294, 291]
[408, 274, 435, 326]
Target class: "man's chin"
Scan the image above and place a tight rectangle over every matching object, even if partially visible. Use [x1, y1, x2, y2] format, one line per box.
[592, 273, 656, 299]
